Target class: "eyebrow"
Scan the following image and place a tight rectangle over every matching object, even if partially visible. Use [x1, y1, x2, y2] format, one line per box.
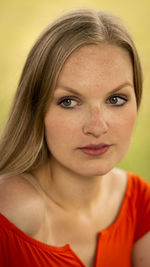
[55, 82, 133, 96]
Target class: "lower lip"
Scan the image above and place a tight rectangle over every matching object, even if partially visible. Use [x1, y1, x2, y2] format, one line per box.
[80, 145, 110, 156]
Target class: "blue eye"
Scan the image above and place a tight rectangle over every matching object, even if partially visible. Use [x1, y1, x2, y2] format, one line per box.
[108, 96, 127, 106]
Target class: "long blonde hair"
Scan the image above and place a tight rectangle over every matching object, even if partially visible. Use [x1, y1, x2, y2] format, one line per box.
[0, 8, 142, 175]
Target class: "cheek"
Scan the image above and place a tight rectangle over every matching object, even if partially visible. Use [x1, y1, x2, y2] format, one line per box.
[113, 108, 137, 139]
[44, 114, 80, 144]
[124, 107, 137, 128]
[128, 112, 137, 128]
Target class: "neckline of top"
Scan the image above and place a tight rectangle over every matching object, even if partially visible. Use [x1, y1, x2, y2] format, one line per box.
[0, 172, 132, 253]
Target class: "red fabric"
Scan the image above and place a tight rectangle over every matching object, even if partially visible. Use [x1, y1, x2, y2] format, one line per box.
[0, 173, 150, 267]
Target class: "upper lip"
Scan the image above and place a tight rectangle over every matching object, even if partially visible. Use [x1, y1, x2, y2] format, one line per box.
[80, 143, 110, 149]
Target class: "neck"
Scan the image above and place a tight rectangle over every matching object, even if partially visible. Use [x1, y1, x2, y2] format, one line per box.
[33, 159, 110, 213]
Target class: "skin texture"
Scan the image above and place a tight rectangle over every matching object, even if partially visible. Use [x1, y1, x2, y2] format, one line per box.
[45, 44, 137, 180]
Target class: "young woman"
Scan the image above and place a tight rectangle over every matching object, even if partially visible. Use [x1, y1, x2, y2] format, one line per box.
[0, 8, 149, 267]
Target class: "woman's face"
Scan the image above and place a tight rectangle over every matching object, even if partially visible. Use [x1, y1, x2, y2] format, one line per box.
[44, 44, 137, 177]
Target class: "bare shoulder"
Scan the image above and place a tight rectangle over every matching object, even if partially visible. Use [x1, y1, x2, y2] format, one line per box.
[0, 173, 45, 236]
[132, 231, 150, 267]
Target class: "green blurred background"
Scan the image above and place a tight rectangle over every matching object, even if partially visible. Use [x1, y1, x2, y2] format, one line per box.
[0, 0, 149, 181]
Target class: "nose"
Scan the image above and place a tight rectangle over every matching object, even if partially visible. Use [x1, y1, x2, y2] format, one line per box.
[82, 106, 108, 137]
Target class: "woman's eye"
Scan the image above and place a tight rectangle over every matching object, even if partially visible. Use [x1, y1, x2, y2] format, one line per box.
[107, 96, 127, 106]
[57, 98, 78, 108]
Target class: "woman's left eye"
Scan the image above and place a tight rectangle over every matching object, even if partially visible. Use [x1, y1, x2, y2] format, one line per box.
[107, 96, 127, 106]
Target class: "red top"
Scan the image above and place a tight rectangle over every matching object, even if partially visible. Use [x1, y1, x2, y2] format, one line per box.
[0, 172, 150, 267]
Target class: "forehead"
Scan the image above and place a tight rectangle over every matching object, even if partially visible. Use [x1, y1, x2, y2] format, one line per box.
[56, 44, 133, 89]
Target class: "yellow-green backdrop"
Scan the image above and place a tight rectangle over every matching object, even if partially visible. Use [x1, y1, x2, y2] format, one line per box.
[0, 0, 150, 181]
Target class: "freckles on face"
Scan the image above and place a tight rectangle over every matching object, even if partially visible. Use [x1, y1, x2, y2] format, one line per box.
[44, 44, 137, 176]
[44, 104, 83, 155]
[45, 113, 77, 143]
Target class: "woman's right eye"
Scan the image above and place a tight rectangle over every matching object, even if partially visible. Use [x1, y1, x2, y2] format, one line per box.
[57, 97, 79, 108]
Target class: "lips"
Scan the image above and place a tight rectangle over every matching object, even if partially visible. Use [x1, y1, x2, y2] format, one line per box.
[82, 143, 109, 149]
[79, 143, 111, 156]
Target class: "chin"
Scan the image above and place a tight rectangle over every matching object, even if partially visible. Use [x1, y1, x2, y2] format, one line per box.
[74, 165, 113, 177]
[74, 156, 123, 178]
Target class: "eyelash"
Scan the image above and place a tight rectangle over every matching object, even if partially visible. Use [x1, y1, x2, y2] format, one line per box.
[107, 95, 128, 106]
[57, 95, 128, 109]
[56, 96, 80, 109]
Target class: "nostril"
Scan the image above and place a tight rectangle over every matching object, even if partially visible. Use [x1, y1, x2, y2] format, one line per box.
[82, 117, 108, 137]
[82, 106, 109, 136]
